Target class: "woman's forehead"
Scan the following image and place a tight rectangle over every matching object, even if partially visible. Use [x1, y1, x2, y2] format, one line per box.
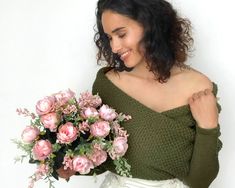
[101, 11, 140, 33]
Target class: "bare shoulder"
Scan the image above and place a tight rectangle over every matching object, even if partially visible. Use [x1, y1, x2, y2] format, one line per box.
[176, 66, 214, 95]
[105, 69, 119, 82]
[105, 68, 115, 78]
[105, 68, 126, 84]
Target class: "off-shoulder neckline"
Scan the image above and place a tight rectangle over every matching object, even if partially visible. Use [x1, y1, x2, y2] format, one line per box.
[97, 67, 217, 115]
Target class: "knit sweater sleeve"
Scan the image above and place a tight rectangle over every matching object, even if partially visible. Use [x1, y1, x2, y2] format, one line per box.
[184, 83, 223, 188]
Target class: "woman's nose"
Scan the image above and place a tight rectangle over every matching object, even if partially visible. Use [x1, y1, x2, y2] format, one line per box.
[111, 38, 121, 53]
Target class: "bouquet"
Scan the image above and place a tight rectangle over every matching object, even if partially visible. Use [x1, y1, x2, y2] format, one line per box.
[13, 89, 132, 188]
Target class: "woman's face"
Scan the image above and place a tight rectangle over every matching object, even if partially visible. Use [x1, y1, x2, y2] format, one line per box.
[101, 10, 145, 68]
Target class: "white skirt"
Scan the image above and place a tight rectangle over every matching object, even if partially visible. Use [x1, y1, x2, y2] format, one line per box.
[100, 172, 189, 188]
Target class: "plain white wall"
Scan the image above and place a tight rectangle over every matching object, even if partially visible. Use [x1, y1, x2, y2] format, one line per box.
[0, 0, 234, 187]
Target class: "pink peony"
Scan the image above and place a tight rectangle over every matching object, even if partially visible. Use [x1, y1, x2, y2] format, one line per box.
[110, 137, 128, 159]
[53, 89, 75, 106]
[83, 107, 99, 119]
[32, 140, 52, 160]
[57, 122, 78, 144]
[89, 148, 107, 166]
[99, 105, 117, 121]
[40, 112, 59, 132]
[72, 156, 94, 174]
[21, 126, 40, 143]
[90, 121, 110, 138]
[36, 96, 56, 115]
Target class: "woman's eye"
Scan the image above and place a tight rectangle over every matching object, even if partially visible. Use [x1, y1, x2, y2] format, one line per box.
[119, 34, 126, 38]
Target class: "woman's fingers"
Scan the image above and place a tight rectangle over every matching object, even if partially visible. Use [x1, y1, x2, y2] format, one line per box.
[189, 88, 218, 129]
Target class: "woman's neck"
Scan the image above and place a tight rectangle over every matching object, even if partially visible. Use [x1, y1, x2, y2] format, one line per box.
[126, 62, 156, 81]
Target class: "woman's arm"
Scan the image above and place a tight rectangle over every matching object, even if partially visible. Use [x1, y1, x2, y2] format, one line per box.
[184, 83, 222, 188]
[184, 125, 222, 188]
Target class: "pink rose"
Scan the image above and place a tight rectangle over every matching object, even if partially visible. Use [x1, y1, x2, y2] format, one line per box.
[57, 122, 78, 144]
[90, 121, 110, 138]
[40, 112, 59, 132]
[83, 107, 99, 119]
[110, 137, 128, 159]
[89, 149, 107, 166]
[21, 126, 40, 143]
[72, 156, 94, 174]
[99, 105, 117, 121]
[53, 89, 75, 106]
[36, 96, 56, 115]
[32, 140, 52, 160]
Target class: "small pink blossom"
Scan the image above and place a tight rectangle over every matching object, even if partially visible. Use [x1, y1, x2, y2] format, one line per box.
[28, 163, 50, 187]
[82, 107, 99, 119]
[90, 121, 110, 138]
[53, 89, 75, 106]
[109, 137, 128, 160]
[63, 104, 77, 114]
[89, 148, 107, 166]
[93, 143, 103, 150]
[57, 122, 78, 144]
[36, 163, 50, 176]
[40, 112, 59, 132]
[16, 108, 36, 119]
[28, 178, 35, 188]
[79, 121, 90, 134]
[36, 96, 56, 115]
[72, 156, 94, 174]
[63, 156, 73, 170]
[78, 91, 102, 109]
[21, 126, 40, 143]
[124, 115, 132, 121]
[32, 140, 52, 160]
[113, 122, 129, 138]
[99, 105, 117, 121]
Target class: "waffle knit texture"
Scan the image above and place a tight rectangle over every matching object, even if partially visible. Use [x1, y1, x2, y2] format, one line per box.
[92, 67, 222, 188]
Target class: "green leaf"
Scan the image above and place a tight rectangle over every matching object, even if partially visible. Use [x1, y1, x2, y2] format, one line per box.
[113, 157, 132, 177]
[52, 143, 62, 152]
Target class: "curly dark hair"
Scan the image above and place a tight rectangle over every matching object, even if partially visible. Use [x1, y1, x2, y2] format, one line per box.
[94, 0, 194, 82]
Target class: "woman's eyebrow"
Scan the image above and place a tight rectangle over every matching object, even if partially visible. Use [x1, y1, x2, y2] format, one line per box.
[111, 27, 125, 33]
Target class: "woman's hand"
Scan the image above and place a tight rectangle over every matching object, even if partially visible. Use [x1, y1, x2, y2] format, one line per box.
[56, 166, 76, 180]
[189, 88, 218, 129]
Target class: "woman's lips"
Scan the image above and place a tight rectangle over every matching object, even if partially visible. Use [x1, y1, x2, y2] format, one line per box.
[120, 50, 131, 61]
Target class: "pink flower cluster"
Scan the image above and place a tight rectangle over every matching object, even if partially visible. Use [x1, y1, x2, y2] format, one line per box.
[61, 144, 108, 175]
[16, 89, 131, 188]
[28, 163, 50, 188]
[35, 89, 76, 132]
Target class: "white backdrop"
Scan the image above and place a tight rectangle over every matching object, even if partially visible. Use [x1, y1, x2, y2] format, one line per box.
[0, 0, 234, 187]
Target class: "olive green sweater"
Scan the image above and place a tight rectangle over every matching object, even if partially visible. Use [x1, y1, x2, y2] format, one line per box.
[92, 67, 222, 188]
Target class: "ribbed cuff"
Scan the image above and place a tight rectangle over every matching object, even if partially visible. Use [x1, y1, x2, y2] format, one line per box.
[196, 124, 219, 135]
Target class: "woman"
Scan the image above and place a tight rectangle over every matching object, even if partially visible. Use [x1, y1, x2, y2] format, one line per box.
[58, 0, 222, 187]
